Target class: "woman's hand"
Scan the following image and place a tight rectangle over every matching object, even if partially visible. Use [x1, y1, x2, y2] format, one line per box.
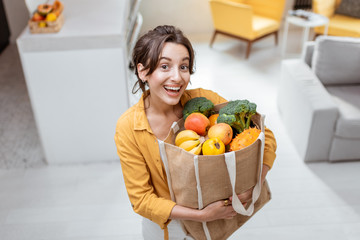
[170, 200, 237, 222]
[200, 200, 237, 221]
[170, 164, 271, 222]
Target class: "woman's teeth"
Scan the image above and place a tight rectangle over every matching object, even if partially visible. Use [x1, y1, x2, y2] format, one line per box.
[164, 86, 180, 92]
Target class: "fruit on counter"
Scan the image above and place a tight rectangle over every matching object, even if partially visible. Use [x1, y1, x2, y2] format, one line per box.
[45, 13, 57, 22]
[208, 113, 219, 127]
[182, 97, 214, 120]
[37, 4, 53, 16]
[175, 130, 204, 155]
[208, 123, 233, 145]
[184, 113, 210, 136]
[38, 22, 47, 28]
[31, 12, 45, 21]
[202, 137, 225, 155]
[52, 0, 64, 17]
[229, 128, 261, 151]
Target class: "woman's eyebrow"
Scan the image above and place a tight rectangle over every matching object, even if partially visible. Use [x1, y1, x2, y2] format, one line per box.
[159, 56, 190, 61]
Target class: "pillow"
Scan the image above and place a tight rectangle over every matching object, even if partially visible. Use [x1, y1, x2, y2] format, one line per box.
[335, 0, 360, 18]
[311, 36, 360, 85]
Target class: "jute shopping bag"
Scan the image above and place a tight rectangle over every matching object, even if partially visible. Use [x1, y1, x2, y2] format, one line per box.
[158, 103, 271, 240]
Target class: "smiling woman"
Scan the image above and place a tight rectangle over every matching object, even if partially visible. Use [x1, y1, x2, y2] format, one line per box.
[114, 25, 277, 240]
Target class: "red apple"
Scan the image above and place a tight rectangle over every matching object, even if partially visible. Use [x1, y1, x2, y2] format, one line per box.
[32, 12, 45, 22]
[184, 113, 210, 136]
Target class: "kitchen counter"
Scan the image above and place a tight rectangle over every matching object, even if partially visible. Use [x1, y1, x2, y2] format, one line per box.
[17, 0, 137, 164]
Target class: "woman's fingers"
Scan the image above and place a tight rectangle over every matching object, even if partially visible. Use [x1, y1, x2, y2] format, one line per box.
[229, 187, 253, 203]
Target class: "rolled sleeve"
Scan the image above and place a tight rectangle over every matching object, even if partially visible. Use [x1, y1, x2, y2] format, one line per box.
[263, 127, 277, 169]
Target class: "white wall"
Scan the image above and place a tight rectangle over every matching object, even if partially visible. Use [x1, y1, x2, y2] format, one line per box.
[139, 0, 213, 34]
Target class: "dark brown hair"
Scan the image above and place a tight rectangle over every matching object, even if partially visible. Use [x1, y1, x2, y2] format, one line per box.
[131, 25, 195, 94]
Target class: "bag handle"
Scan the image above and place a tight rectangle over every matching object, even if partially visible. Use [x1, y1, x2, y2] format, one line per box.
[158, 140, 175, 202]
[224, 131, 265, 216]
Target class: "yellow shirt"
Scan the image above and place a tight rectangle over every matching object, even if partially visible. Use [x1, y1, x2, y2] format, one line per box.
[114, 88, 277, 230]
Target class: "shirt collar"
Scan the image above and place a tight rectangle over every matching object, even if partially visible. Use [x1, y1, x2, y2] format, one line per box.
[133, 92, 152, 132]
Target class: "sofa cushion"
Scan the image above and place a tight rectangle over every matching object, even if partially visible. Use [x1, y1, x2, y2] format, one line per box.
[335, 0, 360, 18]
[312, 36, 360, 85]
[326, 85, 360, 139]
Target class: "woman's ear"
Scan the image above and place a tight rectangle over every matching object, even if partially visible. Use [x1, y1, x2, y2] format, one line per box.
[137, 63, 148, 83]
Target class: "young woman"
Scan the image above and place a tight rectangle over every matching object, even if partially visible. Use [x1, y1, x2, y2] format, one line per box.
[114, 25, 277, 240]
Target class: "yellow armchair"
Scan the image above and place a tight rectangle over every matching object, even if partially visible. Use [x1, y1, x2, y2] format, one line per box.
[209, 0, 285, 59]
[313, 0, 360, 37]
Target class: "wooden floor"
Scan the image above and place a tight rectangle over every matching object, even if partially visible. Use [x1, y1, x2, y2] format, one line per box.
[1, 28, 360, 240]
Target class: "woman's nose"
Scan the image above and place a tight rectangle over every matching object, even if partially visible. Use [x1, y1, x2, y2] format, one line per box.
[171, 68, 181, 81]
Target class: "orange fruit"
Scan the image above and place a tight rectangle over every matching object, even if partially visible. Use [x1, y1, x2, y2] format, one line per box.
[208, 114, 219, 127]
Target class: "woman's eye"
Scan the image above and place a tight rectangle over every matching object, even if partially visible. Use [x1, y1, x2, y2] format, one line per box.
[181, 65, 189, 71]
[161, 65, 169, 70]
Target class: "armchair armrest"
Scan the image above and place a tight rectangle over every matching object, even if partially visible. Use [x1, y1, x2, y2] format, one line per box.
[209, 0, 253, 36]
[277, 59, 339, 162]
[301, 41, 315, 67]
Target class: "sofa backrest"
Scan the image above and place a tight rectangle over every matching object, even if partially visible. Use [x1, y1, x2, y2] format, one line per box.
[311, 36, 360, 86]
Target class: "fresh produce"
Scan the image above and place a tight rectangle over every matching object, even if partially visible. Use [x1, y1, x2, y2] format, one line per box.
[37, 4, 53, 16]
[175, 130, 201, 146]
[173, 98, 260, 155]
[208, 113, 219, 127]
[184, 113, 210, 136]
[202, 137, 225, 155]
[229, 128, 261, 151]
[183, 97, 214, 120]
[217, 99, 257, 134]
[30, 1, 63, 23]
[45, 13, 57, 22]
[38, 22, 47, 28]
[52, 0, 64, 17]
[208, 123, 233, 145]
[175, 130, 204, 155]
[31, 12, 45, 21]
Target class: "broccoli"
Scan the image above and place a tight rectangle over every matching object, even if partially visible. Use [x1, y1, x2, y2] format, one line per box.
[182, 97, 214, 120]
[217, 99, 257, 134]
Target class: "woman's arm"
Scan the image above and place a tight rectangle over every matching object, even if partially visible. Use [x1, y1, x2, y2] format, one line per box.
[170, 200, 237, 222]
[115, 123, 176, 228]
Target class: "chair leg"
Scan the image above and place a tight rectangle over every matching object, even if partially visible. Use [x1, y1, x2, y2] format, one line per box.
[246, 41, 252, 59]
[210, 30, 218, 48]
[274, 31, 278, 45]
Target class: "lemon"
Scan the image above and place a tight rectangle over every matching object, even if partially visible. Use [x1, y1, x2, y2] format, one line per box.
[38, 22, 47, 28]
[45, 13, 57, 22]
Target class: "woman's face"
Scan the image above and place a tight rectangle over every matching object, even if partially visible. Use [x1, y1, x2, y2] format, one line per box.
[139, 42, 191, 107]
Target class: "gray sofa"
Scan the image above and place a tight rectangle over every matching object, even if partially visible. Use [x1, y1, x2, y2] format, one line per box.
[277, 36, 360, 162]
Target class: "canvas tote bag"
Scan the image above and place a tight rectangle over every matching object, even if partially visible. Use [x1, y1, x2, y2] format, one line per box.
[158, 103, 272, 240]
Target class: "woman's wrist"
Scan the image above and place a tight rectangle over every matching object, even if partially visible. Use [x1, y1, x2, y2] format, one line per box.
[170, 205, 205, 222]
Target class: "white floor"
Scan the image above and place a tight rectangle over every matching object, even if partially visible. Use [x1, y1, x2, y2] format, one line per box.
[1, 29, 360, 240]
